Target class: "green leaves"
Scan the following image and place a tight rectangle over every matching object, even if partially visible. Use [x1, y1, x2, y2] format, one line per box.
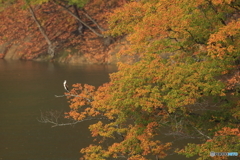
[68, 0, 89, 8]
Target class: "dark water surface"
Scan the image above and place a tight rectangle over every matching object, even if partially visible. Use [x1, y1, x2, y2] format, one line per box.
[0, 60, 116, 160]
[0, 60, 207, 160]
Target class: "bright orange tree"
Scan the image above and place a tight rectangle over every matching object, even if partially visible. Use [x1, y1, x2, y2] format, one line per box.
[62, 0, 240, 159]
[26, 0, 238, 159]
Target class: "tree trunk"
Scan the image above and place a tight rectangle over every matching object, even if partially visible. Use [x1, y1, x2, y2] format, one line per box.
[81, 9, 105, 32]
[28, 3, 55, 57]
[73, 5, 84, 35]
[53, 0, 104, 37]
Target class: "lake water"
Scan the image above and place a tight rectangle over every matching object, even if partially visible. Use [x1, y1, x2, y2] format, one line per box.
[0, 60, 116, 160]
[0, 60, 203, 160]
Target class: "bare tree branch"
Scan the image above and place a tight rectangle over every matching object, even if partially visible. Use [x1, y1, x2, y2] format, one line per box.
[38, 110, 108, 127]
[192, 126, 212, 140]
[54, 94, 92, 102]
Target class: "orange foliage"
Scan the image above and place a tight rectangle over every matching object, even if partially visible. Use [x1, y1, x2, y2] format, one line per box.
[211, 0, 236, 5]
[215, 127, 240, 136]
[207, 20, 240, 59]
[20, 0, 238, 159]
[225, 71, 240, 92]
[64, 83, 100, 121]
[70, 0, 240, 159]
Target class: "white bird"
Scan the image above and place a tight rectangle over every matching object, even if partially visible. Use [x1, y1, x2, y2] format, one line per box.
[63, 80, 69, 92]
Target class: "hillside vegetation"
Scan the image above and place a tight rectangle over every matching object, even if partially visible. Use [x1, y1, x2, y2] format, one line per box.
[0, 0, 124, 62]
[1, 0, 240, 159]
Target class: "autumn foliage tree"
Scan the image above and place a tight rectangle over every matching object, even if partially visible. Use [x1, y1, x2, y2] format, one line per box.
[32, 0, 240, 159]
[58, 0, 240, 159]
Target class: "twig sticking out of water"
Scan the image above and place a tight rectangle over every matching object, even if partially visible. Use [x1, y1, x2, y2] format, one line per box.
[37, 110, 107, 127]
[54, 94, 92, 102]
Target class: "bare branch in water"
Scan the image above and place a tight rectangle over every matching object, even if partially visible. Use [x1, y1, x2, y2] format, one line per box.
[54, 94, 92, 102]
[191, 126, 212, 140]
[37, 110, 107, 127]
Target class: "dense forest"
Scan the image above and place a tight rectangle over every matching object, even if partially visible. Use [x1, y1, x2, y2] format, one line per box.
[1, 0, 240, 159]
[0, 0, 122, 63]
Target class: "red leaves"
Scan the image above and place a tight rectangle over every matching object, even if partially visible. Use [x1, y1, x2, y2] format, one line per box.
[0, 0, 111, 62]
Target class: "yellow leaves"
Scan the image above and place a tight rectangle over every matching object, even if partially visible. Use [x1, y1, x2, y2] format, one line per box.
[107, 0, 193, 56]
[103, 108, 120, 119]
[107, 1, 145, 36]
[89, 121, 103, 137]
[178, 126, 239, 159]
[90, 121, 126, 139]
[126, 123, 171, 157]
[80, 145, 106, 160]
[226, 45, 235, 53]
[207, 20, 240, 59]
[128, 155, 147, 160]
